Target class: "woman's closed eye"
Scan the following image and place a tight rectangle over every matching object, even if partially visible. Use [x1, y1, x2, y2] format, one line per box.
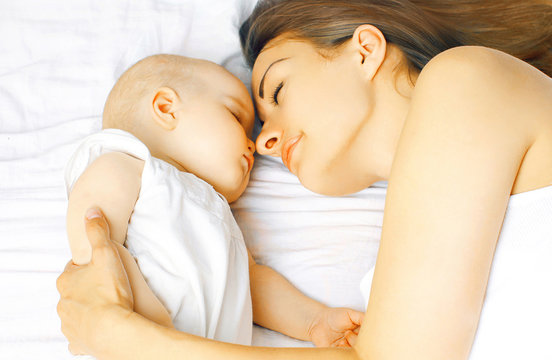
[271, 81, 284, 105]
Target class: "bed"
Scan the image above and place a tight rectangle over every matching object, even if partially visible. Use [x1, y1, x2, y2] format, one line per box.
[0, 1, 387, 358]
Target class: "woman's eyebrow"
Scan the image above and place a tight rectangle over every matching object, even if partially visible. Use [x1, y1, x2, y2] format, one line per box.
[258, 57, 289, 99]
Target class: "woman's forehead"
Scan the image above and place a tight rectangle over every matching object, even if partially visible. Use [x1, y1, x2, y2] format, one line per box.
[252, 39, 316, 84]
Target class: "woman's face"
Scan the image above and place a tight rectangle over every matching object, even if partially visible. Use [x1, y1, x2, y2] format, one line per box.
[251, 38, 379, 195]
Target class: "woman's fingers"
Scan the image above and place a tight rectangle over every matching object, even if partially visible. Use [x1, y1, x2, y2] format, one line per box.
[64, 260, 77, 271]
[56, 269, 66, 294]
[83, 208, 112, 263]
[56, 261, 76, 295]
[68, 342, 86, 355]
[81, 207, 133, 306]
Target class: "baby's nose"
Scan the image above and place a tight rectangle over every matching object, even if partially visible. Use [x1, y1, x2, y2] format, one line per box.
[247, 138, 256, 153]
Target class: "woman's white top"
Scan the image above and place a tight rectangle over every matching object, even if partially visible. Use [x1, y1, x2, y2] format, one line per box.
[360, 185, 552, 359]
[65, 129, 253, 345]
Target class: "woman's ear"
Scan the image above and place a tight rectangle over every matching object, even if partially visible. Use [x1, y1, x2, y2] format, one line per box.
[151, 87, 181, 131]
[351, 24, 387, 81]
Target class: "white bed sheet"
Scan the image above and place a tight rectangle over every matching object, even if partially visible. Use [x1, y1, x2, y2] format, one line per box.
[0, 0, 386, 358]
[233, 155, 386, 347]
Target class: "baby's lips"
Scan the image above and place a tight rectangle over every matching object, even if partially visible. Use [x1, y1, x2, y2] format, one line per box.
[244, 153, 254, 172]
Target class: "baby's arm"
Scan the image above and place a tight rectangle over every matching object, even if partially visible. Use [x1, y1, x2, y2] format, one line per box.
[66, 152, 173, 328]
[248, 251, 363, 347]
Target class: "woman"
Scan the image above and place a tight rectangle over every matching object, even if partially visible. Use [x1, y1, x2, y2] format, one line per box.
[57, 0, 552, 359]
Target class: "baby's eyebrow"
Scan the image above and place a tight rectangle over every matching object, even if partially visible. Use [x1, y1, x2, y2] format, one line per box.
[259, 57, 289, 99]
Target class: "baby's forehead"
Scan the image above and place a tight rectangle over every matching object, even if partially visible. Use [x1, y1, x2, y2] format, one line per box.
[194, 63, 249, 95]
[135, 55, 250, 104]
[193, 60, 236, 82]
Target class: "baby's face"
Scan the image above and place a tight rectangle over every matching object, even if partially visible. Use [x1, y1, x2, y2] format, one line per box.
[171, 62, 256, 203]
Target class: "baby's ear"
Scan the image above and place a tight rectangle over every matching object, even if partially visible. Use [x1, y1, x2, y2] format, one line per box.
[151, 87, 180, 130]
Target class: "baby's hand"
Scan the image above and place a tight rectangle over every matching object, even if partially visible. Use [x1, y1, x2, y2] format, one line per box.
[308, 306, 364, 347]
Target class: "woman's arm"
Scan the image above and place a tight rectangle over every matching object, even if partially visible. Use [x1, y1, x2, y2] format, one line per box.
[57, 209, 359, 360]
[355, 46, 534, 360]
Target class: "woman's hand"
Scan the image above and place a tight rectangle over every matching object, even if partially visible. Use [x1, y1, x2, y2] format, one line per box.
[309, 307, 364, 348]
[56, 207, 134, 356]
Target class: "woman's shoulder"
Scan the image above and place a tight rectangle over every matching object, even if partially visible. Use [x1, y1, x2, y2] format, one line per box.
[421, 45, 530, 77]
[416, 46, 551, 94]
[425, 45, 511, 66]
[411, 46, 551, 125]
[406, 46, 552, 194]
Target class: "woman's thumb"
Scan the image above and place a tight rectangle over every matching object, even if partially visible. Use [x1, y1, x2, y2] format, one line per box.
[84, 207, 111, 259]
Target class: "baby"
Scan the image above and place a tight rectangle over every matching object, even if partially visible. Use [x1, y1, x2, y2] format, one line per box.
[65, 54, 362, 347]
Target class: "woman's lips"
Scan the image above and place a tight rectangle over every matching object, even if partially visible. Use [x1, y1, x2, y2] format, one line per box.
[282, 134, 302, 172]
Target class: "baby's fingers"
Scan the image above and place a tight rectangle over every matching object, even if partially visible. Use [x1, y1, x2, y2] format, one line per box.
[332, 336, 351, 348]
[347, 309, 364, 326]
[345, 330, 358, 346]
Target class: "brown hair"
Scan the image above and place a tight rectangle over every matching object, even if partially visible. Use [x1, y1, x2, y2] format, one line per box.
[240, 0, 552, 77]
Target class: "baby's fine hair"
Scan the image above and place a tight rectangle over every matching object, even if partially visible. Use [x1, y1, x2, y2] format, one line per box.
[102, 54, 197, 131]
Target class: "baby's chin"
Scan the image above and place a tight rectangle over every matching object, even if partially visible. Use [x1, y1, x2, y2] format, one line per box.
[222, 189, 243, 204]
[219, 178, 250, 204]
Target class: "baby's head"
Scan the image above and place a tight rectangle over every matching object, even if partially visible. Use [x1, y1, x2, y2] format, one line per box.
[103, 54, 256, 203]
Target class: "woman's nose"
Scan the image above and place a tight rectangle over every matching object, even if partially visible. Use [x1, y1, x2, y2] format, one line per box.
[255, 126, 282, 156]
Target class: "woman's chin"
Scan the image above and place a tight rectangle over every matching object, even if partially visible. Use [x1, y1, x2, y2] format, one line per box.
[298, 168, 373, 196]
[298, 175, 352, 197]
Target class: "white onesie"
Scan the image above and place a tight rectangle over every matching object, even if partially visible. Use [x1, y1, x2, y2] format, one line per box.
[65, 129, 253, 345]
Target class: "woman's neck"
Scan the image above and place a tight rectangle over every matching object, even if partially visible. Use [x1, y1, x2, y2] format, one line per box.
[357, 51, 416, 183]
